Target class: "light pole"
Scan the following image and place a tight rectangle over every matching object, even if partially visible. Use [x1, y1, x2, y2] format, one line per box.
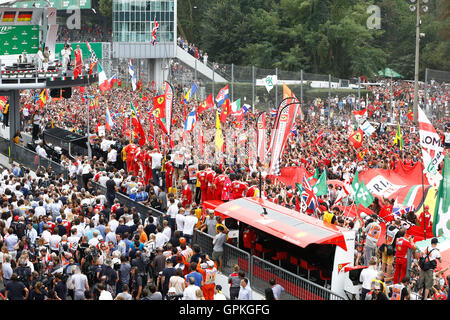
[410, 0, 429, 123]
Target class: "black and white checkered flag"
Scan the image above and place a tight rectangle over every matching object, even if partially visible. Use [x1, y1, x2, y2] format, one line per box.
[271, 157, 281, 176]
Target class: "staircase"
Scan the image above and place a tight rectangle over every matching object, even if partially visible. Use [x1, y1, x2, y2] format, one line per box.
[175, 46, 227, 83]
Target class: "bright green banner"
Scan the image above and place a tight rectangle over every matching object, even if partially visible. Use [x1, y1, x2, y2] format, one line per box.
[0, 25, 39, 55]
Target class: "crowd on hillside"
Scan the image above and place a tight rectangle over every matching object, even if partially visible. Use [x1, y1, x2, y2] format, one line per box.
[0, 70, 448, 301]
[177, 37, 208, 66]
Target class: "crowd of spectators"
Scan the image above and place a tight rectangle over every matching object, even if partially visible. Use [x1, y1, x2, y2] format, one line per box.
[1, 68, 448, 301]
[177, 37, 208, 66]
[57, 25, 112, 43]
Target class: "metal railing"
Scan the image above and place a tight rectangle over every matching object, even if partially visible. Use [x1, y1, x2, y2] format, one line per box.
[192, 229, 345, 300]
[0, 139, 166, 220]
[90, 180, 165, 221]
[1, 138, 69, 179]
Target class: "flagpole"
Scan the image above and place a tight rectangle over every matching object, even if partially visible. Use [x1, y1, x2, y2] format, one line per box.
[421, 159, 426, 240]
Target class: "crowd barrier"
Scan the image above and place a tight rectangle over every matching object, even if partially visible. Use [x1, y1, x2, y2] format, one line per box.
[193, 229, 345, 300]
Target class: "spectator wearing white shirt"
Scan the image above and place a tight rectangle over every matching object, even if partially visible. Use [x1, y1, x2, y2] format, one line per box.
[183, 277, 200, 300]
[49, 227, 62, 254]
[108, 214, 119, 233]
[182, 209, 198, 244]
[238, 278, 253, 300]
[359, 258, 379, 300]
[154, 226, 169, 248]
[149, 149, 163, 187]
[67, 228, 80, 249]
[88, 231, 102, 248]
[166, 197, 178, 231]
[175, 207, 185, 236]
[107, 146, 118, 167]
[98, 172, 109, 187]
[40, 225, 52, 245]
[35, 143, 48, 158]
[162, 220, 172, 241]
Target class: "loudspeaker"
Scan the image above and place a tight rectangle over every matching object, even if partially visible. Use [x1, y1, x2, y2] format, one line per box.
[50, 89, 61, 98]
[61, 87, 72, 99]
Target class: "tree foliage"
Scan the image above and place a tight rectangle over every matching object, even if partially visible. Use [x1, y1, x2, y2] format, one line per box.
[177, 0, 449, 79]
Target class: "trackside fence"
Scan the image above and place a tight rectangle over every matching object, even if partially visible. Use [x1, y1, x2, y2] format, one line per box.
[193, 229, 345, 300]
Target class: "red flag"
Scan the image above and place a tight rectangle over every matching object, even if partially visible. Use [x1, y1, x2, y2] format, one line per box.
[357, 148, 368, 161]
[352, 108, 367, 118]
[219, 99, 231, 123]
[313, 129, 324, 145]
[152, 94, 168, 134]
[198, 94, 214, 113]
[231, 108, 244, 122]
[348, 128, 364, 149]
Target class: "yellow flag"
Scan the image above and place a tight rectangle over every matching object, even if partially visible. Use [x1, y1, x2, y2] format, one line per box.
[282, 83, 294, 99]
[216, 110, 221, 130]
[215, 111, 224, 151]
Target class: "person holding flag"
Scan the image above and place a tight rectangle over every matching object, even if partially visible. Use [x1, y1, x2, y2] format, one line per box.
[183, 83, 198, 104]
[394, 123, 403, 150]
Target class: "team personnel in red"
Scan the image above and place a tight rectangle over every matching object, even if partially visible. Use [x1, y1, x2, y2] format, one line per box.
[242, 226, 257, 254]
[124, 143, 138, 175]
[418, 205, 433, 234]
[205, 168, 217, 201]
[181, 179, 192, 208]
[142, 147, 153, 186]
[393, 230, 417, 284]
[196, 164, 209, 204]
[213, 170, 228, 200]
[245, 180, 260, 198]
[231, 174, 249, 200]
[164, 155, 174, 190]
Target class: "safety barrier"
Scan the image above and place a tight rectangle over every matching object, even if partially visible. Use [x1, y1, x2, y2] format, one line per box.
[222, 243, 251, 277]
[193, 229, 215, 256]
[0, 138, 166, 220]
[90, 181, 165, 220]
[0, 139, 69, 179]
[192, 229, 345, 300]
[251, 255, 344, 300]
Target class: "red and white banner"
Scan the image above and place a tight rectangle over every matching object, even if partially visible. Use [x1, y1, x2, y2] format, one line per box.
[268, 102, 299, 175]
[359, 160, 430, 201]
[256, 112, 267, 163]
[418, 106, 445, 186]
[163, 81, 174, 136]
[266, 97, 299, 156]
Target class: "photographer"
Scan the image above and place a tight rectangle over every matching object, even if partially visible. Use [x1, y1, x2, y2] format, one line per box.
[100, 258, 118, 297]
[418, 237, 441, 300]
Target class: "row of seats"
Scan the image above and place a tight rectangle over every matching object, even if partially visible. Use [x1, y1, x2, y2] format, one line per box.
[253, 243, 332, 287]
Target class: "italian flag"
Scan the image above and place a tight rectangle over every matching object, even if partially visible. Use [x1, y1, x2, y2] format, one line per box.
[433, 155, 450, 238]
[231, 98, 244, 121]
[98, 63, 110, 93]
